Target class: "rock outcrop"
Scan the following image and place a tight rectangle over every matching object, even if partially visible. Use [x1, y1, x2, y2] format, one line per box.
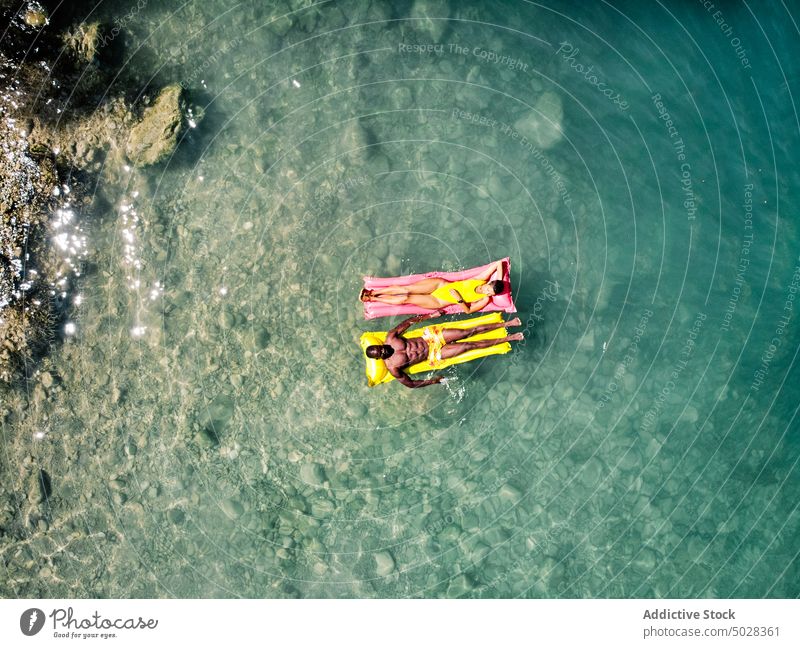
[0, 0, 200, 383]
[125, 84, 186, 167]
[63, 21, 103, 64]
[0, 106, 60, 382]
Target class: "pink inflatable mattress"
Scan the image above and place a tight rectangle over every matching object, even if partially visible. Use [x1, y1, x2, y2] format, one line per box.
[362, 257, 516, 319]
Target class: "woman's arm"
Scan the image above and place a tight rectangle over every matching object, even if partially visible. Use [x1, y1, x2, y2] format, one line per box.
[449, 288, 470, 313]
[474, 259, 504, 283]
[450, 290, 490, 313]
[466, 296, 490, 313]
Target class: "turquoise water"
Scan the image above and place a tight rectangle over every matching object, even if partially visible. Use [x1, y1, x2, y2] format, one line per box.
[2, 0, 799, 597]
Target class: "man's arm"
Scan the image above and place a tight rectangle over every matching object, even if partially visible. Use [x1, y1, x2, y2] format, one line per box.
[387, 308, 447, 339]
[387, 313, 426, 338]
[394, 373, 443, 389]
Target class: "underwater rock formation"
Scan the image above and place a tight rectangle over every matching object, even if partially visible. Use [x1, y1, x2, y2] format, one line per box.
[514, 91, 564, 150]
[125, 84, 186, 167]
[0, 2, 195, 383]
[0, 97, 60, 383]
[411, 0, 450, 42]
[62, 21, 103, 64]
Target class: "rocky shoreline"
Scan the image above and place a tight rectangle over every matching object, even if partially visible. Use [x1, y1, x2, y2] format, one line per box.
[0, 0, 196, 385]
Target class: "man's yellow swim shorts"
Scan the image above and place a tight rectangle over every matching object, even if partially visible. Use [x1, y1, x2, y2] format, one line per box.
[421, 325, 447, 368]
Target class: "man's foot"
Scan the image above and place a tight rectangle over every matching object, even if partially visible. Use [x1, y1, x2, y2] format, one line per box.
[508, 332, 524, 342]
[506, 317, 522, 327]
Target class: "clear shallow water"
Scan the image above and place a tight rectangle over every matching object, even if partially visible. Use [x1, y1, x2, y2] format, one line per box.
[2, 0, 799, 597]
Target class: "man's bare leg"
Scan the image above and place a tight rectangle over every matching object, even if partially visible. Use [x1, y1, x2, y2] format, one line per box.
[440, 317, 521, 343]
[440, 333, 524, 360]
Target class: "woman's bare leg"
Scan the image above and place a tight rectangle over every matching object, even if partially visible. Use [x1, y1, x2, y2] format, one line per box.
[403, 293, 448, 310]
[366, 292, 448, 308]
[440, 333, 523, 360]
[367, 293, 409, 305]
[373, 277, 446, 296]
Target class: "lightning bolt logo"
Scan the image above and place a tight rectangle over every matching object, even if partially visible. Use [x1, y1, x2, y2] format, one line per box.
[20, 607, 45, 636]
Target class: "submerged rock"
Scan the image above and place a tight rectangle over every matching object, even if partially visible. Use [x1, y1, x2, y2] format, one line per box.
[445, 573, 474, 597]
[63, 22, 104, 64]
[411, 0, 450, 41]
[27, 468, 52, 504]
[514, 91, 564, 150]
[167, 508, 185, 525]
[126, 84, 186, 167]
[200, 394, 234, 444]
[374, 550, 396, 576]
[220, 498, 244, 518]
[23, 5, 48, 29]
[341, 120, 373, 157]
[0, 4, 200, 384]
[299, 462, 326, 487]
[0, 101, 61, 382]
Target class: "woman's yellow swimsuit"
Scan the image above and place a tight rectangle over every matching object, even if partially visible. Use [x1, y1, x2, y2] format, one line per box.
[430, 278, 486, 304]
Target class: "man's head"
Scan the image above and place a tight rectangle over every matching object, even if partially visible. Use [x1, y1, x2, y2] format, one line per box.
[477, 280, 506, 295]
[365, 344, 394, 360]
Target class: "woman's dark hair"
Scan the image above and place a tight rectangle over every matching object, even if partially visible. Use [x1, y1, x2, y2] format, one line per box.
[366, 344, 392, 359]
[490, 280, 506, 295]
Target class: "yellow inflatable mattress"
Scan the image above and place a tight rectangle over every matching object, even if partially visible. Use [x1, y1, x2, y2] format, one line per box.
[359, 312, 512, 387]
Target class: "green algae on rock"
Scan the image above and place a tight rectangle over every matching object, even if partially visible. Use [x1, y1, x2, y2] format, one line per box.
[125, 84, 186, 167]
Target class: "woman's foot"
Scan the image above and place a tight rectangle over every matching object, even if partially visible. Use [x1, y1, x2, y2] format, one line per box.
[506, 317, 522, 327]
[507, 332, 524, 342]
[359, 288, 373, 302]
